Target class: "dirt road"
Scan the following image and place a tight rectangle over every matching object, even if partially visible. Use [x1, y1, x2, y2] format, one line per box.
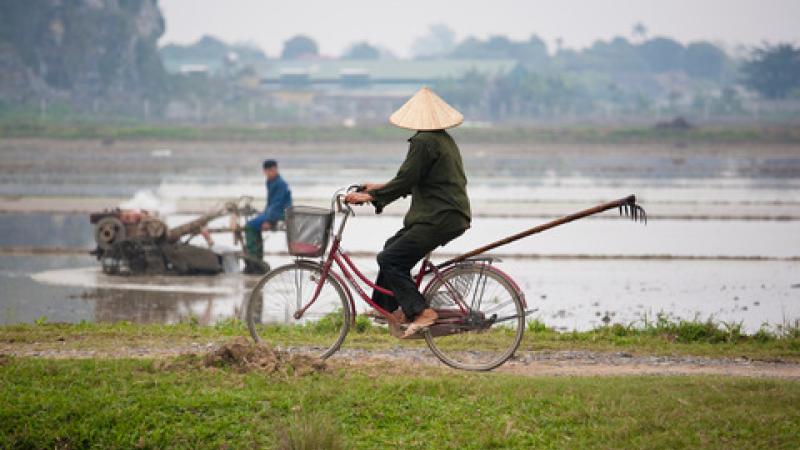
[4, 341, 799, 379]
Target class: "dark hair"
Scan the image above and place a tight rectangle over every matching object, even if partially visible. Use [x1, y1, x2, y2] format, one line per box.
[262, 159, 277, 169]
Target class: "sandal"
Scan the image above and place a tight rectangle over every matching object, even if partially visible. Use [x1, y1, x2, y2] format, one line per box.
[402, 308, 437, 339]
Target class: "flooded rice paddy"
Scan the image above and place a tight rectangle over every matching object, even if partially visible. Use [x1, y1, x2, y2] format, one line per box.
[0, 139, 798, 331]
[3, 253, 798, 332]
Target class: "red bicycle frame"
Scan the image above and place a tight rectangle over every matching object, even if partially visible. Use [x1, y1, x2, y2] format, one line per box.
[292, 194, 472, 323]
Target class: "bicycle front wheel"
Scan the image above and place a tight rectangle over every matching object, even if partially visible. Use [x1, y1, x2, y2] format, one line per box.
[424, 263, 525, 371]
[245, 261, 350, 359]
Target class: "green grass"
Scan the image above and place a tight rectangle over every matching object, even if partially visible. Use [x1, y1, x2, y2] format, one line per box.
[1, 357, 799, 449]
[3, 315, 799, 361]
[520, 314, 800, 360]
[2, 120, 800, 144]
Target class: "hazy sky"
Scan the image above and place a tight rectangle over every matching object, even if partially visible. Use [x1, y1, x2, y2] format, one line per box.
[159, 0, 800, 57]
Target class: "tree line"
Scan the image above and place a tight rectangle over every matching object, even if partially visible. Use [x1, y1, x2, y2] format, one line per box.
[155, 27, 800, 123]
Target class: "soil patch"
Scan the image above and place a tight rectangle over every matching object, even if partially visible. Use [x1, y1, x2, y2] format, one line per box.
[188, 337, 326, 376]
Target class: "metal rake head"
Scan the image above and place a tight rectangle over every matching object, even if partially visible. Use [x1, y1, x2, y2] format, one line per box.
[619, 198, 647, 224]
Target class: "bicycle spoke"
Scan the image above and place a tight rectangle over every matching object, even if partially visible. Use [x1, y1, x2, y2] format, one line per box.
[425, 264, 524, 371]
[295, 268, 302, 311]
[482, 298, 516, 315]
[246, 262, 350, 359]
[471, 268, 489, 312]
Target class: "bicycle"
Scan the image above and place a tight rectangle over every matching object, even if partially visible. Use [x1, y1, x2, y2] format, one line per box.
[245, 185, 534, 371]
[246, 186, 647, 371]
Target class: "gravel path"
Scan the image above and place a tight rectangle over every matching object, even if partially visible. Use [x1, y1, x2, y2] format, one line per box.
[4, 342, 799, 379]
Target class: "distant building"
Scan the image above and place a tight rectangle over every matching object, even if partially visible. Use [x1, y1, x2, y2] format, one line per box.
[177, 64, 211, 76]
[260, 59, 519, 123]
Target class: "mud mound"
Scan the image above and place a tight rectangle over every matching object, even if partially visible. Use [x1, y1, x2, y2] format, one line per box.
[201, 337, 326, 376]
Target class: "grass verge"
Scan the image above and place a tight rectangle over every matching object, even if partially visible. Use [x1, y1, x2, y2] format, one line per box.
[1, 356, 799, 449]
[2, 315, 799, 361]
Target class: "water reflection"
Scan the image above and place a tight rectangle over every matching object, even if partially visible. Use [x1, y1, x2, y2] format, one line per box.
[87, 289, 237, 324]
[0, 254, 794, 332]
[32, 265, 260, 325]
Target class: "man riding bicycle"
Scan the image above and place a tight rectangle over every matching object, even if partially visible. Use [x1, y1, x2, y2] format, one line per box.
[345, 87, 471, 338]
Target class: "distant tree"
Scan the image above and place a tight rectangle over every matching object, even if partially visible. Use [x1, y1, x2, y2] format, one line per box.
[482, 36, 517, 58]
[160, 35, 267, 66]
[449, 37, 483, 58]
[576, 37, 646, 73]
[638, 37, 685, 72]
[715, 86, 744, 113]
[632, 22, 648, 41]
[555, 37, 564, 53]
[684, 42, 727, 79]
[161, 35, 227, 59]
[411, 24, 456, 58]
[484, 68, 594, 119]
[376, 46, 398, 60]
[518, 35, 549, 63]
[341, 41, 380, 60]
[434, 70, 488, 110]
[281, 35, 319, 60]
[450, 35, 548, 64]
[741, 43, 800, 99]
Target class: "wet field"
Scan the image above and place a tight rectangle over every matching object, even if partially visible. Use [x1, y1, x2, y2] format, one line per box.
[0, 138, 798, 331]
[5, 253, 798, 333]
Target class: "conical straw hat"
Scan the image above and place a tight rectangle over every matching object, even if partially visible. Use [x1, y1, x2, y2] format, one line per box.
[389, 87, 464, 130]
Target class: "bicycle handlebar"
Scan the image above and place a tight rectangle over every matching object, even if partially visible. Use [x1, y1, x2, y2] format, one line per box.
[331, 184, 378, 224]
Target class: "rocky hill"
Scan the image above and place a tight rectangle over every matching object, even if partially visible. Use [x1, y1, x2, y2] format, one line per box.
[0, 0, 167, 117]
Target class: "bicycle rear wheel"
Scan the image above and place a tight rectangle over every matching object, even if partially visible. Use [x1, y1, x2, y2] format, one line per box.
[424, 263, 525, 371]
[245, 261, 350, 359]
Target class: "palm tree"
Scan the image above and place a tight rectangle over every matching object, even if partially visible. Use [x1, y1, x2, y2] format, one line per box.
[632, 22, 648, 42]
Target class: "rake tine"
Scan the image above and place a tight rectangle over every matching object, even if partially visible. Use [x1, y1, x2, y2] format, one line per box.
[630, 204, 647, 224]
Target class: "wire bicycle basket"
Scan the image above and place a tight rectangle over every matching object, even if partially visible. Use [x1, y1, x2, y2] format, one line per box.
[285, 206, 334, 257]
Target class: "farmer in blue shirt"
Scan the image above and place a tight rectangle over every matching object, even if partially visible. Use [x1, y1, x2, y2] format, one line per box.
[244, 159, 292, 273]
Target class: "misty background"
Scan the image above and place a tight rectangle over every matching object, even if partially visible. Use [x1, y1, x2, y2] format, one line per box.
[0, 0, 799, 125]
[160, 0, 800, 57]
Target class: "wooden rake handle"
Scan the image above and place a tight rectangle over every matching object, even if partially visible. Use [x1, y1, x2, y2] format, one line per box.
[437, 195, 646, 268]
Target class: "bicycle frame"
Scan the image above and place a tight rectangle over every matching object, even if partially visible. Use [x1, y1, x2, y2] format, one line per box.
[292, 193, 473, 323]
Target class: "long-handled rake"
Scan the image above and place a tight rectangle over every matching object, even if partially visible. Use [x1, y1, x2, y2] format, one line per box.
[438, 194, 647, 267]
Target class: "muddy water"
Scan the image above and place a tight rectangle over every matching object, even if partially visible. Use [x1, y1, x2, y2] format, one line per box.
[0, 254, 249, 325]
[0, 213, 92, 248]
[2, 212, 797, 259]
[3, 254, 798, 332]
[1, 255, 94, 324]
[1, 139, 799, 331]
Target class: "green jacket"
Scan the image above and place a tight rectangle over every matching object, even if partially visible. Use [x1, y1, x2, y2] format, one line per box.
[369, 130, 471, 229]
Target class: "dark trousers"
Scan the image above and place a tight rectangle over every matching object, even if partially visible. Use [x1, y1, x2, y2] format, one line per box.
[371, 220, 466, 320]
[244, 226, 263, 260]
